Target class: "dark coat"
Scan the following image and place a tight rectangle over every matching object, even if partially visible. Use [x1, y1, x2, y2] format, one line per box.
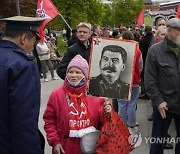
[0, 40, 44, 154]
[67, 36, 78, 47]
[57, 40, 91, 80]
[139, 33, 154, 79]
[89, 74, 129, 99]
[145, 38, 180, 115]
[139, 33, 154, 63]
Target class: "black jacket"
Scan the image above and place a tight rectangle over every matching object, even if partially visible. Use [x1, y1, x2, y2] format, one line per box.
[67, 36, 78, 47]
[57, 40, 91, 80]
[89, 74, 130, 99]
[139, 33, 154, 64]
[145, 38, 180, 115]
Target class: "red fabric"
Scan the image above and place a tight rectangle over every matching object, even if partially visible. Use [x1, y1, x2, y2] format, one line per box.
[36, 0, 59, 42]
[136, 9, 144, 26]
[176, 4, 180, 18]
[132, 47, 142, 84]
[96, 111, 134, 154]
[43, 81, 105, 154]
[68, 92, 93, 131]
[155, 38, 159, 43]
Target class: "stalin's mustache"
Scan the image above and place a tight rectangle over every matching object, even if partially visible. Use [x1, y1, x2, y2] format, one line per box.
[102, 66, 116, 72]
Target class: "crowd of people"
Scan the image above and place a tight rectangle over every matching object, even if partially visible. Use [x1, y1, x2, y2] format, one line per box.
[57, 17, 180, 154]
[34, 28, 61, 82]
[0, 14, 180, 154]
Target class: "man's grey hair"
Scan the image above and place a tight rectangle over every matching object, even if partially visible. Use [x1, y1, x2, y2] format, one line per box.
[77, 22, 91, 32]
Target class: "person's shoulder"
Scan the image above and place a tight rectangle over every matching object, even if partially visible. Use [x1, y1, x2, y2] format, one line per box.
[52, 86, 64, 93]
[0, 41, 33, 66]
[50, 86, 65, 97]
[149, 39, 166, 53]
[91, 74, 102, 80]
[66, 42, 79, 53]
[117, 79, 129, 88]
[63, 43, 79, 58]
[122, 81, 129, 87]
[90, 75, 102, 84]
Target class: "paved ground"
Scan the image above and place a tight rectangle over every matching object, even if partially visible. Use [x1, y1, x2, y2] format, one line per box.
[39, 73, 175, 154]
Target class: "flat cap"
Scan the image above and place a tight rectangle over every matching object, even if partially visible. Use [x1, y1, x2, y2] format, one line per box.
[0, 16, 45, 38]
[166, 18, 180, 29]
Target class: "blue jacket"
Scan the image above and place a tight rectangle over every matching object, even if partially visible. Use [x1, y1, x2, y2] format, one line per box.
[0, 40, 44, 154]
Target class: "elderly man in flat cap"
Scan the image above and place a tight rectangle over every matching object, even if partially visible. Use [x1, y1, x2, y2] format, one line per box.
[0, 16, 45, 154]
[145, 18, 180, 154]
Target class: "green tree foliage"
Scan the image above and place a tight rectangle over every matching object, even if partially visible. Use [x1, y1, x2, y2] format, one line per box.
[102, 4, 114, 27]
[50, 0, 85, 30]
[111, 0, 144, 26]
[85, 0, 105, 25]
[0, 0, 145, 30]
[51, 0, 105, 29]
[49, 0, 106, 40]
[0, 0, 36, 18]
[0, 0, 37, 29]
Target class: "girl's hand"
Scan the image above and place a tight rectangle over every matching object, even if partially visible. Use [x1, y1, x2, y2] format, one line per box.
[53, 143, 65, 154]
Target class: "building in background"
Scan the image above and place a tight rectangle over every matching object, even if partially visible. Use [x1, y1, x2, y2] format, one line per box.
[145, 1, 179, 26]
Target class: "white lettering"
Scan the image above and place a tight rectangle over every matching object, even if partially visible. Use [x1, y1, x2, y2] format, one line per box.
[157, 137, 163, 143]
[143, 137, 180, 144]
[144, 137, 150, 143]
[176, 137, 180, 144]
[150, 138, 156, 144]
[69, 119, 91, 128]
[79, 103, 87, 119]
[169, 137, 175, 144]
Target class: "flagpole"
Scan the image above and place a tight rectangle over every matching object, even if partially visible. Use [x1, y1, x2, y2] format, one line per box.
[16, 0, 21, 15]
[59, 13, 72, 31]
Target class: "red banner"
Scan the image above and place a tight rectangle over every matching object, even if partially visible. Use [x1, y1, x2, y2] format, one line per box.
[176, 4, 180, 18]
[36, 0, 59, 42]
[136, 9, 144, 27]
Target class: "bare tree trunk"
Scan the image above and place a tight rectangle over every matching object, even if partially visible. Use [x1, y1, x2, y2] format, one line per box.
[65, 6, 71, 41]
[15, 0, 21, 15]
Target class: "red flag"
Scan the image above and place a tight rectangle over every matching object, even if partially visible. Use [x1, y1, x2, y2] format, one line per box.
[176, 3, 180, 18]
[36, 0, 59, 42]
[136, 9, 144, 27]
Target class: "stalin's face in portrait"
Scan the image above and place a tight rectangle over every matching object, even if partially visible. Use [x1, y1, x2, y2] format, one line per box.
[99, 45, 127, 84]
